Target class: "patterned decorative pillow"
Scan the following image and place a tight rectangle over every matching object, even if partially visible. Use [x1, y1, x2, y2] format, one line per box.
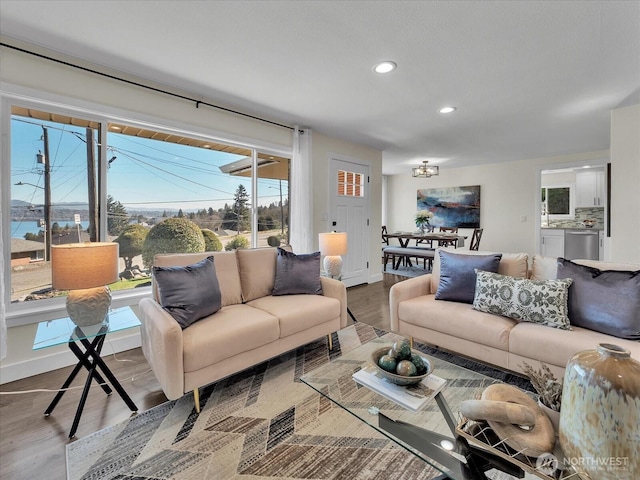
[473, 270, 573, 329]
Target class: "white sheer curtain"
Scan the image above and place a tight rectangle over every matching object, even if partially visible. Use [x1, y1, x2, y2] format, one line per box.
[289, 127, 313, 253]
[0, 207, 6, 361]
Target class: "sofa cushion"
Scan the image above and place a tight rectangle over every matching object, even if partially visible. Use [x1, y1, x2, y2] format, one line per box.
[182, 304, 280, 372]
[153, 256, 222, 329]
[530, 255, 640, 281]
[248, 294, 340, 337]
[557, 258, 640, 340]
[236, 247, 278, 302]
[509, 322, 640, 370]
[154, 251, 242, 307]
[272, 248, 323, 296]
[431, 249, 528, 293]
[473, 270, 573, 330]
[398, 295, 516, 351]
[435, 250, 502, 304]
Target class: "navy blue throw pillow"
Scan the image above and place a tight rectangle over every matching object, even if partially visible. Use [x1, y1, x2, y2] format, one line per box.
[153, 256, 222, 329]
[435, 250, 502, 304]
[272, 248, 323, 296]
[557, 258, 640, 340]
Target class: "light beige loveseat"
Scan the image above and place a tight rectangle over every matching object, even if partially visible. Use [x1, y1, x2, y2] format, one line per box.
[390, 249, 639, 378]
[139, 247, 347, 411]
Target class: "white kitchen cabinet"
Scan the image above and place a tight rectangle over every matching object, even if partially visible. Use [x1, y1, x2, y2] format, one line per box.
[541, 229, 565, 258]
[576, 170, 605, 207]
[599, 230, 604, 260]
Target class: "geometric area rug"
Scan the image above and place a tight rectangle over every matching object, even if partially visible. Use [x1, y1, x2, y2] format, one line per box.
[67, 323, 532, 480]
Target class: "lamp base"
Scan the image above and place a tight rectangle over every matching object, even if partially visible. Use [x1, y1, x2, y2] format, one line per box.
[323, 255, 343, 279]
[66, 286, 111, 327]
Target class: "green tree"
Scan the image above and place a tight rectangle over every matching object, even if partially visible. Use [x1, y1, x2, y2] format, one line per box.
[51, 222, 61, 235]
[141, 218, 205, 268]
[201, 229, 223, 251]
[115, 224, 148, 270]
[224, 235, 249, 251]
[107, 195, 129, 236]
[177, 209, 184, 218]
[208, 207, 215, 216]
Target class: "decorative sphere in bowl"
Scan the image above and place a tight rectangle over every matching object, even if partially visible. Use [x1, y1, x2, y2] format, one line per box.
[371, 346, 433, 386]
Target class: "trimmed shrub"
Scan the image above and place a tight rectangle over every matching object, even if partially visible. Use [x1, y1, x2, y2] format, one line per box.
[201, 228, 223, 252]
[115, 224, 149, 270]
[267, 235, 280, 247]
[142, 218, 205, 267]
[224, 235, 249, 251]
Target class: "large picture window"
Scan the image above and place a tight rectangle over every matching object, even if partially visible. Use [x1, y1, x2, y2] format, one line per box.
[5, 105, 290, 322]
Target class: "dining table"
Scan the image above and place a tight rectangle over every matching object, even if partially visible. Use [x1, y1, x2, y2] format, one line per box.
[384, 231, 467, 248]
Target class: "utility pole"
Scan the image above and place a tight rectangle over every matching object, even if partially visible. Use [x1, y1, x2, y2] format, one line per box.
[86, 128, 98, 242]
[42, 127, 52, 262]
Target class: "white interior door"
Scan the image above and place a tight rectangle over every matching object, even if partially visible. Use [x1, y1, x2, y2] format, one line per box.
[329, 157, 369, 287]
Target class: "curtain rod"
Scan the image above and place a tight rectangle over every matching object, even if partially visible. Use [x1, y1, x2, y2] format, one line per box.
[1, 42, 298, 132]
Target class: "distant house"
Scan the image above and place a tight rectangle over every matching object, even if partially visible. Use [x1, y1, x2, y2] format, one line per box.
[10, 238, 45, 267]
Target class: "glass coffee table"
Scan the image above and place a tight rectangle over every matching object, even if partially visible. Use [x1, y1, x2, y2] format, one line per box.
[301, 334, 584, 480]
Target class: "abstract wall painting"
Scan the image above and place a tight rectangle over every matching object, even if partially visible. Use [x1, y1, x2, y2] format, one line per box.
[417, 185, 481, 228]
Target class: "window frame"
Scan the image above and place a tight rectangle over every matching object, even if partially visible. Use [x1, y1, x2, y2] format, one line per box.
[541, 183, 574, 220]
[2, 84, 292, 327]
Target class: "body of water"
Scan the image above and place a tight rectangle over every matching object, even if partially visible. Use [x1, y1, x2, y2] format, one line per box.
[10, 220, 91, 239]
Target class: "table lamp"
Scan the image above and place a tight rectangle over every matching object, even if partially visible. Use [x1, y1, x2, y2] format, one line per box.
[319, 232, 348, 278]
[51, 242, 119, 327]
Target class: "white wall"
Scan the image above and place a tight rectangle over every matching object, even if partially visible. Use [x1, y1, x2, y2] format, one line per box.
[610, 104, 640, 263]
[0, 46, 384, 382]
[386, 150, 609, 255]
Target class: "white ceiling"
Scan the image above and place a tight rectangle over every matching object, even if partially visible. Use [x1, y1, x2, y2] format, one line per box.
[1, 1, 639, 175]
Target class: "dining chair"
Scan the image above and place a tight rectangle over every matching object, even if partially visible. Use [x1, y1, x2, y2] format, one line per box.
[438, 226, 459, 248]
[381, 225, 389, 245]
[469, 228, 483, 251]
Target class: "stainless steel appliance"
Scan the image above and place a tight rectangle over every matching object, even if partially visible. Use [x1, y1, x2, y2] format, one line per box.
[564, 229, 599, 260]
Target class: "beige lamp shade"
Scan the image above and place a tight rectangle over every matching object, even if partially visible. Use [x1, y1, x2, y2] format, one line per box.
[319, 232, 348, 256]
[51, 242, 119, 290]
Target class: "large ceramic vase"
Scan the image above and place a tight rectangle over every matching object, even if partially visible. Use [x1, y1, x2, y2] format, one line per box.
[559, 343, 640, 480]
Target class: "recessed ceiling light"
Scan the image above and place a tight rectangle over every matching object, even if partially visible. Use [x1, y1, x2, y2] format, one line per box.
[110, 125, 122, 131]
[439, 106, 456, 114]
[203, 144, 211, 148]
[373, 61, 397, 74]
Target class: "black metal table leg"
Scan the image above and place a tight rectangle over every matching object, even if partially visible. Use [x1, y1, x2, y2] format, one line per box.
[44, 334, 111, 417]
[68, 341, 101, 438]
[45, 325, 138, 438]
[77, 336, 138, 413]
[347, 307, 358, 322]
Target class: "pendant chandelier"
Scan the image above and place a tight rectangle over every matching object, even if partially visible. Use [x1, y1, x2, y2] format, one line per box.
[412, 160, 439, 178]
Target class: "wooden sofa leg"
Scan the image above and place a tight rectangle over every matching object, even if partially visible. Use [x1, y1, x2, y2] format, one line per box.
[194, 388, 200, 413]
[328, 333, 333, 350]
[409, 337, 414, 349]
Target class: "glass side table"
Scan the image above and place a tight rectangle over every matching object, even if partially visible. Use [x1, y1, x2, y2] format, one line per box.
[33, 306, 141, 438]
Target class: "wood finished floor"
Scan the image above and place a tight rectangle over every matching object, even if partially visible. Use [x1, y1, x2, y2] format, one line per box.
[0, 273, 407, 480]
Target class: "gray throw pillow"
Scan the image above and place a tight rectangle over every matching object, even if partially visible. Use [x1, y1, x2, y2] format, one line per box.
[272, 248, 323, 296]
[557, 258, 640, 340]
[435, 250, 502, 304]
[153, 256, 222, 329]
[473, 270, 573, 329]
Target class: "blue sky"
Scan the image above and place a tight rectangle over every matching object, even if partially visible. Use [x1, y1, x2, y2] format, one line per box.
[11, 116, 287, 213]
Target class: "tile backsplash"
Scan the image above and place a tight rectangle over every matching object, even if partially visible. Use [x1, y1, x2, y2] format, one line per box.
[544, 207, 604, 229]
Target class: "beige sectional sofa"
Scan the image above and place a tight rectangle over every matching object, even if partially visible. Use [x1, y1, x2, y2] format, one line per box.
[139, 247, 347, 411]
[390, 249, 640, 378]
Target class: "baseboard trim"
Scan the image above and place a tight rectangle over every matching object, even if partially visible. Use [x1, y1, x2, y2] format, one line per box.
[0, 332, 142, 385]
